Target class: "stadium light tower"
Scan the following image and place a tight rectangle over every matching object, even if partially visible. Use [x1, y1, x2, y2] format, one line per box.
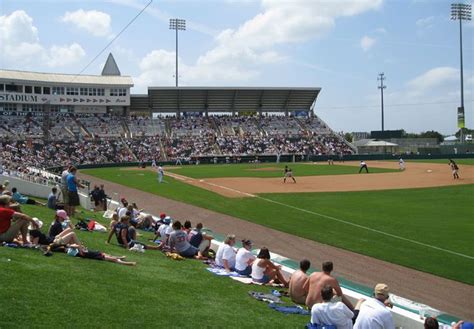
[378, 73, 387, 132]
[451, 3, 471, 141]
[169, 18, 186, 87]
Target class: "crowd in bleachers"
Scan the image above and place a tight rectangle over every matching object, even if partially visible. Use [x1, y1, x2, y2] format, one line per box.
[0, 113, 354, 168]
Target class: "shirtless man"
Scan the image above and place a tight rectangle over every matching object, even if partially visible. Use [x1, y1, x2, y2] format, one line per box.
[304, 261, 354, 310]
[289, 259, 310, 304]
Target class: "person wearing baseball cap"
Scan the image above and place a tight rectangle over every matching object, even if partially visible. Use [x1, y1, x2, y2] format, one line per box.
[47, 210, 72, 239]
[0, 195, 38, 244]
[354, 283, 395, 329]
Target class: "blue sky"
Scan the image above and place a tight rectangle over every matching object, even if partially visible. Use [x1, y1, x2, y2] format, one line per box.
[0, 0, 472, 135]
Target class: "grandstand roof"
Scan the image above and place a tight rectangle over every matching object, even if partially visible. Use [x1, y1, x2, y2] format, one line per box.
[145, 87, 321, 113]
[0, 69, 133, 86]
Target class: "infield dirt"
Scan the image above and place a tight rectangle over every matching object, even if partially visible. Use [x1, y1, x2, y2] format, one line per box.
[161, 161, 474, 197]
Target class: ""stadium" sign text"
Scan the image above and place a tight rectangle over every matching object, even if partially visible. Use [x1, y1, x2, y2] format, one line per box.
[0, 93, 38, 103]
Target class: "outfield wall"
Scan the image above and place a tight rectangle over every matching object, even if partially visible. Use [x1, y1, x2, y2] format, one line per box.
[57, 153, 474, 171]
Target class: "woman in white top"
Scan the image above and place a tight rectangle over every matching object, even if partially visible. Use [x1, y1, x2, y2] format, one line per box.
[215, 234, 237, 272]
[235, 239, 255, 276]
[251, 247, 288, 287]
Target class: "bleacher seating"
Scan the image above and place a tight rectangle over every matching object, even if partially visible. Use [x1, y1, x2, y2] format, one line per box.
[0, 112, 354, 167]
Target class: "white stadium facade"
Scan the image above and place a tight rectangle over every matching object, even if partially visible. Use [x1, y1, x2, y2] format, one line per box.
[0, 54, 133, 117]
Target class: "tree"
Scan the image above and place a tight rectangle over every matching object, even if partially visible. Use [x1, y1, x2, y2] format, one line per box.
[344, 132, 353, 143]
[419, 130, 444, 143]
[455, 128, 474, 138]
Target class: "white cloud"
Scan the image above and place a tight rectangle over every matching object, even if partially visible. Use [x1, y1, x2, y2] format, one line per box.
[407, 67, 458, 93]
[0, 10, 85, 68]
[416, 16, 435, 28]
[47, 43, 86, 67]
[374, 27, 387, 34]
[135, 0, 382, 89]
[61, 9, 112, 37]
[360, 36, 376, 51]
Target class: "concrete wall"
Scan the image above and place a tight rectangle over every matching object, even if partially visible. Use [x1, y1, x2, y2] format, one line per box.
[0, 175, 91, 210]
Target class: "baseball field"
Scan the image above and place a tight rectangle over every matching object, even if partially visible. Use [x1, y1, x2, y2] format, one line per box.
[83, 160, 474, 285]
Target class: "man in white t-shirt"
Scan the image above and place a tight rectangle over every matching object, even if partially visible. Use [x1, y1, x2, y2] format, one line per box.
[154, 216, 173, 249]
[215, 234, 237, 272]
[311, 284, 354, 329]
[354, 283, 395, 329]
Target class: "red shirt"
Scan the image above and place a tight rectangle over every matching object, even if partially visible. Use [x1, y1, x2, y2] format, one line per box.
[0, 207, 15, 233]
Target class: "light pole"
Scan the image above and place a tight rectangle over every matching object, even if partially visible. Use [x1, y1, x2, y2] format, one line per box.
[451, 3, 471, 142]
[169, 18, 186, 87]
[378, 73, 386, 132]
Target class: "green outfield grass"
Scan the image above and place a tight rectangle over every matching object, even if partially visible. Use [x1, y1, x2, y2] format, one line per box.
[166, 162, 396, 178]
[84, 167, 474, 285]
[409, 158, 474, 166]
[0, 205, 307, 329]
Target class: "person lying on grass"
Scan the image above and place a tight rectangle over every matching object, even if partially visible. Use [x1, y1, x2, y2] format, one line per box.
[168, 220, 206, 260]
[251, 247, 289, 288]
[114, 215, 159, 250]
[66, 244, 136, 266]
[11, 187, 46, 206]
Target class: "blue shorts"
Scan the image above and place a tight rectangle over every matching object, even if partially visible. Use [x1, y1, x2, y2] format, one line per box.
[180, 246, 199, 258]
[236, 266, 252, 276]
[252, 275, 270, 284]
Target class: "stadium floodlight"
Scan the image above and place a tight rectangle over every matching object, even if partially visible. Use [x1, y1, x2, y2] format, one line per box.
[169, 18, 186, 87]
[377, 73, 387, 132]
[451, 3, 471, 140]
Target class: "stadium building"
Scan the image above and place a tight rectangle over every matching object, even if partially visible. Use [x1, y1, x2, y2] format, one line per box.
[0, 54, 133, 116]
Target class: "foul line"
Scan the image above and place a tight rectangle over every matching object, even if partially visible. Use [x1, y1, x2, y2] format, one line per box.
[255, 195, 474, 260]
[181, 175, 473, 261]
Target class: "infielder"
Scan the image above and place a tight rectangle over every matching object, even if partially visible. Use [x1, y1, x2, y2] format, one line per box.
[399, 158, 405, 171]
[359, 161, 369, 173]
[283, 165, 296, 183]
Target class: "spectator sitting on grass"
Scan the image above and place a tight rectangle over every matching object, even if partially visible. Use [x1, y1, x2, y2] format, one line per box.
[168, 220, 206, 259]
[353, 283, 394, 329]
[0, 195, 38, 244]
[47, 187, 59, 210]
[182, 220, 192, 235]
[114, 215, 159, 250]
[235, 239, 255, 276]
[154, 216, 173, 249]
[106, 213, 120, 244]
[305, 261, 354, 310]
[251, 247, 288, 287]
[215, 234, 237, 272]
[289, 259, 311, 305]
[12, 187, 45, 206]
[29, 210, 71, 246]
[188, 222, 213, 255]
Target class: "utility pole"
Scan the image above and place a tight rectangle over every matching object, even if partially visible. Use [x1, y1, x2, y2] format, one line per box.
[169, 18, 186, 87]
[378, 73, 386, 132]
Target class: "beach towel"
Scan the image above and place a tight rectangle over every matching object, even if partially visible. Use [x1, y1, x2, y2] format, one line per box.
[230, 276, 284, 287]
[205, 267, 240, 277]
[268, 303, 310, 315]
[248, 291, 282, 304]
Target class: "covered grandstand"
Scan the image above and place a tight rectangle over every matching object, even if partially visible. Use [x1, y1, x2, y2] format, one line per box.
[132, 87, 321, 117]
